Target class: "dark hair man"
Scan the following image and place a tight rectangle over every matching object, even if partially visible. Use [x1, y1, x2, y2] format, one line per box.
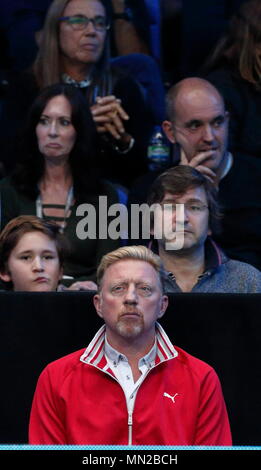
[148, 166, 261, 293]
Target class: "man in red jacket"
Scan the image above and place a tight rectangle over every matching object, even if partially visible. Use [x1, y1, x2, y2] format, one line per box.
[29, 245, 232, 445]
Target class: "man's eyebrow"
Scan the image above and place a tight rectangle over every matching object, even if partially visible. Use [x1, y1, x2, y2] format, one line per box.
[184, 114, 226, 126]
[184, 119, 202, 127]
[110, 279, 153, 286]
[184, 198, 207, 204]
[162, 197, 205, 204]
[110, 280, 126, 285]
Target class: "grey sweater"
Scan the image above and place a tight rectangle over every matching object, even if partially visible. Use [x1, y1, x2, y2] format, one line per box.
[160, 239, 261, 294]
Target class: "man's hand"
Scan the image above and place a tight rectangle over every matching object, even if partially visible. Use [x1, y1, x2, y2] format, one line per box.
[180, 148, 217, 184]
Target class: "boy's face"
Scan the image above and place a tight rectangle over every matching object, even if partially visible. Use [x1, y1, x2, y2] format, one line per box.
[1, 231, 62, 291]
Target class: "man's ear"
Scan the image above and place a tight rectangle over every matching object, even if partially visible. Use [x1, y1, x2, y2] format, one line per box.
[93, 293, 103, 319]
[157, 294, 169, 320]
[162, 120, 176, 144]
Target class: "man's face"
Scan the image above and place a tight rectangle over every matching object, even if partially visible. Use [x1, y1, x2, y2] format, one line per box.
[93, 260, 168, 346]
[163, 88, 229, 172]
[154, 186, 211, 253]
[59, 0, 107, 70]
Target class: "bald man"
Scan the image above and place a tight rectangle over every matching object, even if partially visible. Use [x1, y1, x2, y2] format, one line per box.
[162, 77, 231, 185]
[128, 77, 232, 230]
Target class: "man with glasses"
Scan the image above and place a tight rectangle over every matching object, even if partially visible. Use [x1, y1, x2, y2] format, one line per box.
[147, 166, 261, 293]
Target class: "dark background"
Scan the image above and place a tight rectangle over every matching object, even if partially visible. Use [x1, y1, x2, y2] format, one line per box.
[0, 291, 260, 445]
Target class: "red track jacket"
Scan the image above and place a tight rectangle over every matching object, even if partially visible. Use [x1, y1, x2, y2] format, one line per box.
[29, 324, 232, 445]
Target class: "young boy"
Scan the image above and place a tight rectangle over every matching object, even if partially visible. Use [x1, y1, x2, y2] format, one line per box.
[0, 215, 66, 291]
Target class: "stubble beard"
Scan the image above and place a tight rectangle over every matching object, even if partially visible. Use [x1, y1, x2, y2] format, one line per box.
[116, 316, 144, 339]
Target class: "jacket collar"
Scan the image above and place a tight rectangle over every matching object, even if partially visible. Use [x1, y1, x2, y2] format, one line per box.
[204, 237, 228, 271]
[80, 323, 178, 371]
[104, 336, 157, 368]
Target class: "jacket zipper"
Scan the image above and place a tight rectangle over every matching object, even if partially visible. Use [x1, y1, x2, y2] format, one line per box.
[128, 412, 133, 445]
[85, 357, 176, 445]
[126, 359, 177, 445]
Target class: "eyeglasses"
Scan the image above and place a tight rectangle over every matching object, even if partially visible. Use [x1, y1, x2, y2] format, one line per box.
[58, 15, 110, 32]
[160, 202, 209, 214]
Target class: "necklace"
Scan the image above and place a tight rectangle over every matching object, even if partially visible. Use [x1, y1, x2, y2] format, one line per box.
[36, 186, 74, 233]
[62, 73, 91, 88]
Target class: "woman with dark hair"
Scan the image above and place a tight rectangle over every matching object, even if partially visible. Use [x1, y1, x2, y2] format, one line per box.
[1, 0, 152, 186]
[11, 83, 100, 202]
[0, 83, 120, 290]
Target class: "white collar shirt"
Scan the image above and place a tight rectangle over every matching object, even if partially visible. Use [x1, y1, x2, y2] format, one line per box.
[104, 336, 157, 414]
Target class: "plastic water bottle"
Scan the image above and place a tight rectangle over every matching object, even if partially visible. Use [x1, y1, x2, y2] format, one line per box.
[147, 126, 170, 171]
